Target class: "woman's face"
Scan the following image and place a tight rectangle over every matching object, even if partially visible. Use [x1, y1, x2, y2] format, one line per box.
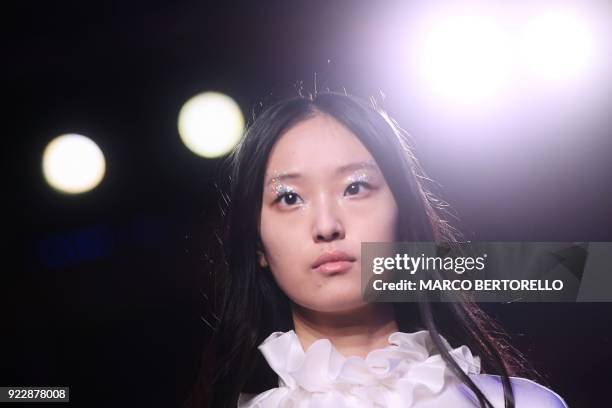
[259, 113, 399, 313]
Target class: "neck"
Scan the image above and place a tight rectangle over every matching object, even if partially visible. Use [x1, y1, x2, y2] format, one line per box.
[291, 302, 399, 359]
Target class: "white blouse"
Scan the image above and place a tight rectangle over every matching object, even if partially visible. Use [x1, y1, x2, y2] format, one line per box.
[237, 330, 568, 408]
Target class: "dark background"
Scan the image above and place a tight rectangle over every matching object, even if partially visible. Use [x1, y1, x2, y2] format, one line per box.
[6, 1, 612, 407]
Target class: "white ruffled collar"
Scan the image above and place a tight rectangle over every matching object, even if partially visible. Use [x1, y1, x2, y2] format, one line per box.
[238, 329, 481, 408]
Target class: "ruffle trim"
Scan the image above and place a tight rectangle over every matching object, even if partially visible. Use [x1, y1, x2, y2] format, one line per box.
[238, 330, 481, 408]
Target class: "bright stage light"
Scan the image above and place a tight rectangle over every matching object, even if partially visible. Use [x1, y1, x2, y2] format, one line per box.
[520, 7, 596, 84]
[411, 8, 513, 108]
[177, 91, 244, 158]
[42, 134, 106, 194]
[402, 1, 604, 111]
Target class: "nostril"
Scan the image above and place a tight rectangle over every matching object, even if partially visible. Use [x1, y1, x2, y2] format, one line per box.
[316, 231, 342, 242]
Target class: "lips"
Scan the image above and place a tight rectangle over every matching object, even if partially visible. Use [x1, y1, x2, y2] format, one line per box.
[311, 250, 356, 270]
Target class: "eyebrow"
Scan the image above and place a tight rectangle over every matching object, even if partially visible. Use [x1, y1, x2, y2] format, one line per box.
[265, 160, 380, 187]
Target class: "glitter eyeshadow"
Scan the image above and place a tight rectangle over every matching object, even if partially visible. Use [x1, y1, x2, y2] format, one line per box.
[346, 169, 370, 184]
[267, 161, 377, 197]
[271, 181, 295, 196]
[268, 173, 296, 197]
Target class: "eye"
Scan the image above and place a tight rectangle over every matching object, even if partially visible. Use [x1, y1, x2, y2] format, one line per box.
[274, 192, 303, 207]
[344, 181, 371, 196]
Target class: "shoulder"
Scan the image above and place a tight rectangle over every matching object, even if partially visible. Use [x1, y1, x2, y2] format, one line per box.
[469, 374, 569, 408]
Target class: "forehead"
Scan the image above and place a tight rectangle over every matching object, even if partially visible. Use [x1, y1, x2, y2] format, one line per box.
[265, 113, 375, 173]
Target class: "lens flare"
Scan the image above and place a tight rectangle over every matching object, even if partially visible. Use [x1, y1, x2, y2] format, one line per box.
[42, 133, 106, 194]
[178, 91, 244, 158]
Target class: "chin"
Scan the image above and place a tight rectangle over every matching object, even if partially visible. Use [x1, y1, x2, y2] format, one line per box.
[305, 298, 366, 314]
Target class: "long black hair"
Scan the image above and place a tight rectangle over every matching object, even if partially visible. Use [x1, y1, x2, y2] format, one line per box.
[184, 91, 531, 408]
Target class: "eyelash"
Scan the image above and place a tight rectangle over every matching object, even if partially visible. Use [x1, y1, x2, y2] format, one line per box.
[273, 181, 372, 206]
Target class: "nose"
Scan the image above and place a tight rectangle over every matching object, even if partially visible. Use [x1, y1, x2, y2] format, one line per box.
[312, 194, 345, 243]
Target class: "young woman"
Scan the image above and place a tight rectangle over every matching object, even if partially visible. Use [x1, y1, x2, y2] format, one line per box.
[184, 91, 568, 407]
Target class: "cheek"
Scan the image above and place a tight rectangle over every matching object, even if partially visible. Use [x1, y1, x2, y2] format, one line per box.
[260, 210, 302, 272]
[382, 197, 400, 239]
[260, 230, 307, 298]
[353, 192, 399, 241]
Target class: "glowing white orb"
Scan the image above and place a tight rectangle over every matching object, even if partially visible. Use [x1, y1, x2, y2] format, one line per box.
[42, 133, 106, 194]
[414, 10, 513, 107]
[520, 8, 595, 84]
[178, 92, 244, 158]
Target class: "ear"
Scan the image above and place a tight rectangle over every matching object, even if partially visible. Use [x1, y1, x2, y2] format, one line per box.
[257, 250, 269, 268]
[256, 238, 268, 268]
